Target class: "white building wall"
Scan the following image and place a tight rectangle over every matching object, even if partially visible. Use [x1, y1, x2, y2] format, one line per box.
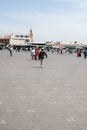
[9, 34, 31, 45]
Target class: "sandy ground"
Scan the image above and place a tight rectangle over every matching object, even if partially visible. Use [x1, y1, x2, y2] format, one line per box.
[0, 49, 87, 130]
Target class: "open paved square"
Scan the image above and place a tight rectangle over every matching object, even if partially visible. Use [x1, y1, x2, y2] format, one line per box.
[0, 50, 87, 130]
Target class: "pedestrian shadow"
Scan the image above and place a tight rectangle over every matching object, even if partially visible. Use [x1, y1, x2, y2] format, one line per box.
[32, 66, 43, 68]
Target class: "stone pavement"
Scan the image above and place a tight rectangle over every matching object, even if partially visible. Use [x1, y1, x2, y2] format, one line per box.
[0, 50, 87, 130]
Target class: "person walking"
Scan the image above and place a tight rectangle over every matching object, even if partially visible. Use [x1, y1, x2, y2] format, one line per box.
[34, 48, 40, 60]
[30, 47, 35, 60]
[77, 49, 81, 57]
[39, 48, 47, 67]
[83, 49, 87, 59]
[6, 44, 13, 56]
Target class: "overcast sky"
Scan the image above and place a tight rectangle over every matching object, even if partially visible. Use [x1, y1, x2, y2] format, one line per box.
[0, 0, 87, 42]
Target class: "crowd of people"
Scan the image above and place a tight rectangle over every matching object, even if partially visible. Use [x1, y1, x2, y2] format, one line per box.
[30, 47, 47, 67]
[48, 47, 87, 59]
[1, 44, 87, 68]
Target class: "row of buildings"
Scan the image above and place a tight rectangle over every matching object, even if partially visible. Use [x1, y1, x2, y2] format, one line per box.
[0, 29, 87, 48]
[0, 29, 33, 45]
[0, 29, 47, 48]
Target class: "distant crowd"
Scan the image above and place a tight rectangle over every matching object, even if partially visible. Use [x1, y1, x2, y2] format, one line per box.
[0, 43, 87, 59]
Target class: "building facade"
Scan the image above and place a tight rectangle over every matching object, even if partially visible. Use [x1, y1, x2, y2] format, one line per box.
[0, 29, 34, 45]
